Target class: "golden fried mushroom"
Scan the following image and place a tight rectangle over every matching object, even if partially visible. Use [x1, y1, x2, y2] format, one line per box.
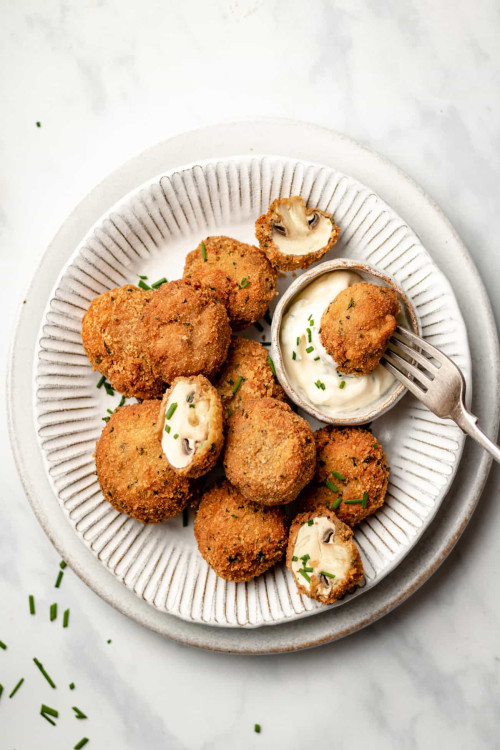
[223, 397, 316, 506]
[194, 480, 288, 582]
[142, 279, 231, 383]
[95, 401, 193, 524]
[320, 282, 400, 375]
[298, 426, 389, 526]
[255, 196, 340, 271]
[81, 285, 164, 399]
[287, 509, 364, 604]
[214, 337, 286, 418]
[183, 236, 277, 330]
[157, 375, 224, 478]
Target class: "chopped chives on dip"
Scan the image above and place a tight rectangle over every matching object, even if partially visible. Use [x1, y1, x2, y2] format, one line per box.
[298, 569, 311, 583]
[320, 571, 335, 579]
[307, 519, 314, 526]
[339, 381, 346, 389]
[362, 491, 368, 509]
[232, 376, 244, 394]
[165, 402, 178, 420]
[307, 327, 312, 342]
[292, 351, 296, 360]
[173, 433, 179, 440]
[164, 424, 171, 433]
[296, 336, 300, 346]
[201, 241, 207, 261]
[306, 346, 314, 353]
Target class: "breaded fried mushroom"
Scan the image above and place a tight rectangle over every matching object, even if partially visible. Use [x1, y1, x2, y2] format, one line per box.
[287, 509, 364, 604]
[183, 236, 277, 330]
[194, 480, 288, 582]
[95, 401, 193, 524]
[255, 196, 340, 271]
[214, 337, 286, 418]
[320, 282, 400, 375]
[142, 279, 231, 383]
[157, 375, 224, 478]
[298, 426, 389, 526]
[81, 285, 164, 399]
[223, 397, 316, 506]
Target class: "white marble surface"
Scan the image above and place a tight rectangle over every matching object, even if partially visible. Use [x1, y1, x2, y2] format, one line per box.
[1, 1, 500, 748]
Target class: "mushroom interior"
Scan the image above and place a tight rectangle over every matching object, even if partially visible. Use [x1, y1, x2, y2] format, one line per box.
[292, 516, 353, 594]
[272, 197, 333, 256]
[161, 380, 210, 469]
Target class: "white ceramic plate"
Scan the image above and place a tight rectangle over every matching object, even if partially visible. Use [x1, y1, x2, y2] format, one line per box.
[34, 154, 470, 628]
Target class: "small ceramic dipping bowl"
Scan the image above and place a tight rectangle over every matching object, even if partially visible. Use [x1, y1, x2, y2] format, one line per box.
[270, 258, 420, 426]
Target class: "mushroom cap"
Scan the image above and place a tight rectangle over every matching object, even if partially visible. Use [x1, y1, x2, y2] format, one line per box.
[255, 195, 340, 271]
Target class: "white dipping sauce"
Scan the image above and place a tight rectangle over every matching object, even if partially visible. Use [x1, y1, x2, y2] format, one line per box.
[161, 381, 210, 469]
[280, 271, 395, 417]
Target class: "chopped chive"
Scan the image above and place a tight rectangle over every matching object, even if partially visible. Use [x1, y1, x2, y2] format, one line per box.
[40, 711, 56, 726]
[347, 298, 355, 309]
[0, 685, 3, 698]
[292, 351, 296, 360]
[164, 424, 171, 433]
[331, 470, 346, 482]
[307, 327, 312, 342]
[239, 277, 250, 288]
[373, 442, 379, 448]
[106, 408, 113, 415]
[165, 402, 178, 420]
[309, 319, 315, 326]
[0, 641, 6, 650]
[41, 704, 59, 718]
[138, 279, 151, 290]
[182, 508, 189, 527]
[264, 310, 272, 325]
[307, 519, 314, 526]
[314, 356, 320, 361]
[72, 706, 88, 719]
[9, 678, 24, 698]
[63, 609, 70, 628]
[267, 355, 276, 377]
[331, 497, 342, 510]
[50, 603, 57, 621]
[55, 570, 64, 588]
[102, 416, 110, 423]
[151, 277, 167, 289]
[291, 556, 298, 561]
[301, 566, 314, 572]
[69, 682, 75, 690]
[231, 514, 238, 519]
[74, 739, 89, 749]
[201, 240, 207, 261]
[33, 658, 56, 688]
[298, 569, 311, 583]
[296, 336, 300, 346]
[320, 571, 336, 579]
[173, 434, 179, 440]
[300, 554, 310, 563]
[36, 121, 41, 127]
[325, 479, 339, 493]
[118, 395, 126, 407]
[306, 346, 314, 353]
[254, 723, 261, 734]
[96, 375, 106, 389]
[139, 275, 148, 280]
[339, 381, 346, 389]
[227, 408, 232, 417]
[29, 595, 35, 615]
[60, 560, 67, 569]
[107, 640, 111, 644]
[189, 403, 195, 408]
[262, 341, 271, 346]
[232, 376, 244, 394]
[362, 491, 368, 509]
[104, 382, 114, 396]
[254, 321, 264, 332]
[344, 498, 363, 504]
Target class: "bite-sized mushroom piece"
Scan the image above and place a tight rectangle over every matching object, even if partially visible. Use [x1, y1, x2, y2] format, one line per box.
[194, 480, 289, 582]
[255, 196, 340, 271]
[320, 282, 400, 375]
[158, 375, 224, 478]
[287, 509, 364, 604]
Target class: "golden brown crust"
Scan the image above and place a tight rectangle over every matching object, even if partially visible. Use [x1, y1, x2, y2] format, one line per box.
[142, 279, 231, 383]
[297, 426, 389, 526]
[183, 236, 277, 330]
[223, 397, 316, 506]
[255, 196, 340, 271]
[286, 509, 364, 604]
[214, 337, 286, 418]
[156, 375, 224, 478]
[320, 282, 400, 375]
[95, 401, 193, 524]
[194, 480, 288, 581]
[81, 285, 164, 399]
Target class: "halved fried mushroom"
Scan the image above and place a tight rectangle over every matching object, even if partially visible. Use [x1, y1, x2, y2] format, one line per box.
[255, 196, 340, 271]
[286, 510, 364, 604]
[158, 375, 224, 478]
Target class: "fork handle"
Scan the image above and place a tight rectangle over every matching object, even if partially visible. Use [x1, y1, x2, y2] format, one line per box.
[452, 406, 500, 464]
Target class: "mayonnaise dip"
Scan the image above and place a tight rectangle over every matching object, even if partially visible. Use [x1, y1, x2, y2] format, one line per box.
[161, 381, 210, 469]
[279, 271, 395, 417]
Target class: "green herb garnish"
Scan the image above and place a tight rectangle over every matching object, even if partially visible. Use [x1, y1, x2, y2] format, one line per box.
[291, 556, 298, 562]
[29, 595, 35, 615]
[9, 678, 24, 699]
[60, 560, 67, 569]
[339, 381, 346, 389]
[307, 327, 312, 342]
[267, 355, 276, 377]
[320, 571, 336, 579]
[173, 433, 179, 440]
[307, 519, 314, 526]
[50, 603, 57, 621]
[151, 277, 167, 289]
[232, 376, 244, 394]
[306, 346, 314, 353]
[296, 336, 300, 346]
[164, 424, 171, 433]
[41, 704, 59, 718]
[298, 569, 311, 583]
[138, 279, 151, 290]
[331, 497, 342, 510]
[165, 402, 178, 419]
[240, 277, 250, 288]
[344, 498, 363, 504]
[331, 470, 345, 482]
[55, 570, 64, 588]
[314, 356, 320, 361]
[33, 658, 56, 688]
[69, 682, 75, 690]
[73, 706, 88, 719]
[74, 739, 89, 749]
[63, 609, 70, 628]
[254, 724, 261, 734]
[0, 641, 6, 650]
[292, 351, 296, 360]
[347, 298, 355, 309]
[201, 241, 207, 261]
[96, 375, 106, 389]
[325, 479, 339, 493]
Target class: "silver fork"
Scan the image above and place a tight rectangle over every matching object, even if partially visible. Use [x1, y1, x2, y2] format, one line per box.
[382, 326, 500, 464]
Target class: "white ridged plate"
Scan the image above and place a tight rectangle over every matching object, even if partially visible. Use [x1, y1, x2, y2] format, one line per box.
[35, 155, 470, 628]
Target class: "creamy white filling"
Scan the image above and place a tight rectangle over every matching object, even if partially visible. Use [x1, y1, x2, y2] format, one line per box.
[161, 381, 210, 469]
[280, 271, 395, 416]
[292, 517, 352, 595]
[272, 198, 333, 256]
